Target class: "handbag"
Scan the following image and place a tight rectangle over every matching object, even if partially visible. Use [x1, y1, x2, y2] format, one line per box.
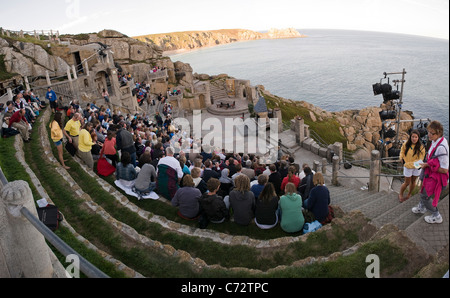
[37, 204, 63, 231]
[65, 141, 77, 156]
[97, 151, 116, 177]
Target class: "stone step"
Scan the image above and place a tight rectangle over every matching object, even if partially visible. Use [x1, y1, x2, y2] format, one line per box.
[329, 186, 367, 205]
[404, 195, 449, 256]
[351, 192, 399, 219]
[329, 185, 424, 232]
[339, 191, 382, 212]
[371, 193, 422, 229]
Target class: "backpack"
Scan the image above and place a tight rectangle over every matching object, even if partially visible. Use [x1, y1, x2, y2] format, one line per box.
[37, 204, 64, 231]
[303, 220, 322, 234]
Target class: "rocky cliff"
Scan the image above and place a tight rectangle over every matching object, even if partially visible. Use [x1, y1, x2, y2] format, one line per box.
[134, 28, 305, 53]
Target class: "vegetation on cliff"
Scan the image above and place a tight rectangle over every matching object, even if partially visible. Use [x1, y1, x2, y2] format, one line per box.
[134, 28, 304, 52]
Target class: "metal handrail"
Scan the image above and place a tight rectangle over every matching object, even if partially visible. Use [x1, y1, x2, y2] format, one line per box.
[20, 207, 109, 278]
[0, 171, 109, 278]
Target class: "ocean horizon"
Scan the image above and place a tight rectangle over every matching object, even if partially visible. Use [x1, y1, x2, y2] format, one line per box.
[169, 29, 449, 139]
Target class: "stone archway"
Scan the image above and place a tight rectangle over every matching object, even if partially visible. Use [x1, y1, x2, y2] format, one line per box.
[95, 71, 113, 96]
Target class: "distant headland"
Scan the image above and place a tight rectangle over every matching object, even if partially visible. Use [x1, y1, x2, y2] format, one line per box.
[133, 28, 306, 55]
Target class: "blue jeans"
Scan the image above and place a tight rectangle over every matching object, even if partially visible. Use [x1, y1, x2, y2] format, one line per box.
[130, 151, 137, 167]
[136, 182, 156, 194]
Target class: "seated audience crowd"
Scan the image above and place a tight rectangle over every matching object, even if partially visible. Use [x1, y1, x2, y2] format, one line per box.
[2, 91, 332, 234]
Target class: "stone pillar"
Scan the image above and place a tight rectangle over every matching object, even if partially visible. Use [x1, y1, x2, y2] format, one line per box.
[369, 150, 381, 192]
[273, 108, 283, 133]
[6, 88, 13, 101]
[322, 158, 327, 175]
[332, 155, 339, 186]
[328, 142, 343, 163]
[0, 181, 54, 278]
[66, 68, 72, 81]
[333, 142, 343, 162]
[295, 116, 305, 145]
[313, 160, 320, 173]
[45, 70, 51, 86]
[24, 76, 30, 91]
[304, 124, 310, 139]
[71, 65, 78, 80]
[84, 61, 90, 77]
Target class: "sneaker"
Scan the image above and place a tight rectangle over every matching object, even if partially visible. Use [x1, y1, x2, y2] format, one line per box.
[424, 214, 443, 224]
[412, 204, 427, 214]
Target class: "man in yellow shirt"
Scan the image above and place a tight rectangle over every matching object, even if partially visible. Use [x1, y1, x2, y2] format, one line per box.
[78, 122, 96, 170]
[64, 112, 83, 151]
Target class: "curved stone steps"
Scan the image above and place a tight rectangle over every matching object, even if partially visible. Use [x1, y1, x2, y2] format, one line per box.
[14, 134, 143, 278]
[33, 107, 380, 276]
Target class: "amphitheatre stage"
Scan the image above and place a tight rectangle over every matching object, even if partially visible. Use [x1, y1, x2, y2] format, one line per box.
[207, 98, 249, 116]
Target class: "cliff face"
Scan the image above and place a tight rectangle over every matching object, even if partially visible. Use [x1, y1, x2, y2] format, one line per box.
[134, 28, 305, 52]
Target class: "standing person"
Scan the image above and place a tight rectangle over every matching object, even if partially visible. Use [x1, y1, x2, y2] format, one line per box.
[229, 174, 255, 226]
[102, 88, 110, 104]
[255, 182, 279, 230]
[413, 121, 449, 224]
[50, 112, 70, 169]
[102, 130, 118, 167]
[399, 129, 426, 202]
[45, 87, 57, 113]
[304, 172, 330, 223]
[116, 120, 137, 167]
[279, 182, 305, 233]
[64, 112, 83, 150]
[78, 122, 96, 170]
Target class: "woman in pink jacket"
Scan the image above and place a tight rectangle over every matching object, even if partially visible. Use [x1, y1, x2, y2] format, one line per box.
[412, 121, 449, 224]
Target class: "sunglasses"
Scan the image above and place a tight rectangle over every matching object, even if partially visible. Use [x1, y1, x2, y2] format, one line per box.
[428, 131, 438, 136]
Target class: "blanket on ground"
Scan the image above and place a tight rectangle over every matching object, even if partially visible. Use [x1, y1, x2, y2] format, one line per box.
[114, 180, 159, 200]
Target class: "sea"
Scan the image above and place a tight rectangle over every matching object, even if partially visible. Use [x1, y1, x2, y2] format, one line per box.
[169, 29, 449, 139]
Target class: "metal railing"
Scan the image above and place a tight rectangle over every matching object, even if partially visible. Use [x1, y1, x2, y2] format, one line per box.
[0, 168, 109, 278]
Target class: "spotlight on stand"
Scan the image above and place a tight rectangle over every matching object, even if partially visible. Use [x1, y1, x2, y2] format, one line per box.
[379, 110, 397, 121]
[372, 83, 392, 96]
[372, 79, 400, 103]
[382, 90, 400, 103]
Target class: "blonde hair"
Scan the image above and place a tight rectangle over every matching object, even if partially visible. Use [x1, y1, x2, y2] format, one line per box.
[284, 182, 297, 195]
[234, 174, 250, 193]
[313, 172, 324, 186]
[191, 167, 201, 179]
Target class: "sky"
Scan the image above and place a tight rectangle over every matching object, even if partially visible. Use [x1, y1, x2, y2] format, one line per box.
[0, 0, 448, 40]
